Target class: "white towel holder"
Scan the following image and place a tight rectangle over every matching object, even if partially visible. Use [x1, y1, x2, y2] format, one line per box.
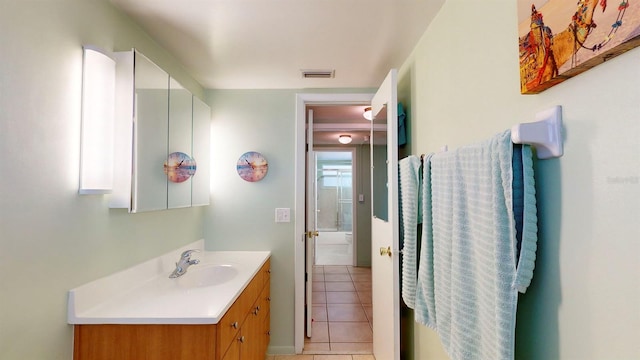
[511, 105, 564, 159]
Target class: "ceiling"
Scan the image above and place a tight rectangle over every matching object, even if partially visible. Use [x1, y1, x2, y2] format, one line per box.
[110, 0, 443, 90]
[308, 104, 374, 145]
[109, 0, 444, 144]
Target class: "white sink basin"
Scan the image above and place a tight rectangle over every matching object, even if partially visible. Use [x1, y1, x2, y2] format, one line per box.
[67, 242, 271, 325]
[175, 264, 238, 288]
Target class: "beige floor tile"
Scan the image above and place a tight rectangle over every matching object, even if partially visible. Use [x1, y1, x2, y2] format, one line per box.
[305, 266, 375, 357]
[313, 305, 328, 322]
[313, 281, 326, 291]
[362, 305, 373, 323]
[324, 274, 352, 282]
[303, 342, 330, 352]
[313, 291, 327, 304]
[327, 304, 368, 322]
[308, 321, 329, 342]
[347, 266, 371, 274]
[356, 290, 372, 304]
[264, 355, 275, 360]
[352, 355, 376, 360]
[352, 281, 371, 292]
[326, 291, 360, 304]
[329, 322, 373, 342]
[274, 355, 314, 360]
[325, 281, 356, 292]
[313, 355, 353, 360]
[349, 273, 371, 282]
[323, 266, 350, 274]
[330, 342, 373, 353]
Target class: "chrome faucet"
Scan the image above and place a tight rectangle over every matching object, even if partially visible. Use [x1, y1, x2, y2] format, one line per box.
[169, 249, 200, 278]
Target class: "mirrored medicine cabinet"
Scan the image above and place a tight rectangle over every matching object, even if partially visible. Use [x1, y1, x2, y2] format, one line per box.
[110, 49, 210, 213]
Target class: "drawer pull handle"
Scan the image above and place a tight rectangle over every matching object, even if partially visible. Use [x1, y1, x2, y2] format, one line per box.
[267, 297, 271, 301]
[253, 308, 259, 315]
[267, 330, 271, 336]
[238, 336, 245, 343]
[231, 321, 239, 329]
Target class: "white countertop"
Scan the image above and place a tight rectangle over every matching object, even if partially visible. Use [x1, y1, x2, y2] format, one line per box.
[68, 240, 270, 325]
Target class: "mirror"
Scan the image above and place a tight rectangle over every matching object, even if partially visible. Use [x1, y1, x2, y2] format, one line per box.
[371, 104, 388, 221]
[132, 51, 169, 212]
[191, 96, 211, 207]
[168, 77, 193, 209]
[111, 49, 211, 213]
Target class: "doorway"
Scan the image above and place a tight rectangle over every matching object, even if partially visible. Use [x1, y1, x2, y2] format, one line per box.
[296, 71, 400, 359]
[315, 151, 354, 266]
[294, 93, 374, 353]
[304, 110, 372, 354]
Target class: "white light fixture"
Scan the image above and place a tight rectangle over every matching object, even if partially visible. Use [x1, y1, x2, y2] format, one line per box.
[338, 135, 352, 144]
[363, 107, 372, 121]
[79, 46, 115, 195]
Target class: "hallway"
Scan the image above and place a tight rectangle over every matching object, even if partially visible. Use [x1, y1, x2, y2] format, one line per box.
[304, 265, 373, 354]
[315, 232, 353, 266]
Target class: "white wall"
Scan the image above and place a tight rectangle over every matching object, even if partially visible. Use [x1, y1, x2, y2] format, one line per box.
[0, 2, 206, 359]
[398, 0, 640, 359]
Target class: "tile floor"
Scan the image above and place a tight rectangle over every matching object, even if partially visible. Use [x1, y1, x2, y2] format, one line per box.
[265, 355, 375, 360]
[303, 265, 373, 355]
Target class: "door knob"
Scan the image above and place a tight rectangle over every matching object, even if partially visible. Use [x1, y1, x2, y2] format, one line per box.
[307, 231, 319, 238]
[379, 246, 392, 257]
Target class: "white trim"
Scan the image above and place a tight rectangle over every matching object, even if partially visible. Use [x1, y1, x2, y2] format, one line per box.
[294, 93, 373, 353]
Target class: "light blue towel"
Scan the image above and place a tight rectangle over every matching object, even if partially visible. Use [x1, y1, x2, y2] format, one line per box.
[415, 153, 436, 327]
[415, 130, 538, 360]
[399, 155, 422, 309]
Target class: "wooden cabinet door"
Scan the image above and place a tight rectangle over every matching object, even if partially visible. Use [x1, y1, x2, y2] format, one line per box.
[221, 334, 240, 360]
[240, 315, 262, 360]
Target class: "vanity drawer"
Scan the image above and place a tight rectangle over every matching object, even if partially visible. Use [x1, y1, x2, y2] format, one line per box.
[253, 280, 270, 324]
[217, 258, 270, 358]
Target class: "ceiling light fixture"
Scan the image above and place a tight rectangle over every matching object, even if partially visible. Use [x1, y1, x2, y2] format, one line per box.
[363, 107, 372, 121]
[338, 135, 352, 144]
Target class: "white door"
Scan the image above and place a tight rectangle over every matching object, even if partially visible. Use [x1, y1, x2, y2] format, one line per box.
[370, 69, 400, 360]
[305, 109, 318, 337]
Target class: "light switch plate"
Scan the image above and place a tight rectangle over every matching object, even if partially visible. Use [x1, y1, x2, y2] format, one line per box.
[275, 208, 291, 223]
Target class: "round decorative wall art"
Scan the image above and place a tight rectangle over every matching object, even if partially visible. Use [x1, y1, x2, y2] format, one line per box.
[237, 151, 268, 182]
[164, 152, 197, 183]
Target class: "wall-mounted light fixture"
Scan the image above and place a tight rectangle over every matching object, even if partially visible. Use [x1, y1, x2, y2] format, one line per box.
[363, 107, 372, 121]
[338, 135, 352, 144]
[79, 46, 116, 195]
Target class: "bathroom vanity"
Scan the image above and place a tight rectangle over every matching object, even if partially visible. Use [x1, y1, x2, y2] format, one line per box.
[68, 242, 270, 360]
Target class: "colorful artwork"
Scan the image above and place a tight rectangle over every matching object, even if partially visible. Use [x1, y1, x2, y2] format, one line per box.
[164, 152, 197, 183]
[518, 0, 640, 94]
[237, 151, 268, 182]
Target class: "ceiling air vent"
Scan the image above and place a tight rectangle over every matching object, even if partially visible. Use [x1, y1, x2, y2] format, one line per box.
[301, 69, 335, 79]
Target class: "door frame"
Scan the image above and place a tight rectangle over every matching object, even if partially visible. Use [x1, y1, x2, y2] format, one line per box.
[294, 93, 373, 353]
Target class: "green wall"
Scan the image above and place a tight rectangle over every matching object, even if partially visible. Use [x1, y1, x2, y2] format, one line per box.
[0, 2, 206, 359]
[203, 89, 298, 353]
[398, 0, 640, 359]
[203, 89, 374, 353]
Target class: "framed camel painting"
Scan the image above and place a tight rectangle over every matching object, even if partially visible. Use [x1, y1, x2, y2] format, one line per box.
[518, 0, 640, 94]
